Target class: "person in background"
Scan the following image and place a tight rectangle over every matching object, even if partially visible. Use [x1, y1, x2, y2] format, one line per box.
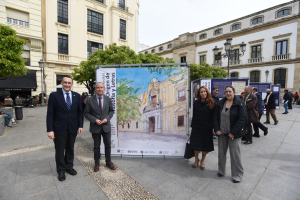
[264, 89, 278, 125]
[0, 102, 18, 127]
[294, 92, 299, 105]
[81, 92, 86, 112]
[212, 87, 219, 103]
[84, 93, 89, 105]
[25, 95, 33, 107]
[288, 89, 293, 109]
[252, 87, 268, 137]
[190, 86, 215, 170]
[35, 95, 40, 103]
[283, 89, 290, 114]
[4, 96, 13, 105]
[214, 86, 246, 183]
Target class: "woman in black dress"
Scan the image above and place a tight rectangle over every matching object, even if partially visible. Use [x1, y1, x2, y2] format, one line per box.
[190, 86, 215, 170]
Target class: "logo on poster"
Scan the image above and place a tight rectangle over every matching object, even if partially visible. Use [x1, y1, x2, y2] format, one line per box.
[140, 151, 144, 154]
[117, 149, 120, 153]
[159, 151, 162, 154]
[128, 150, 138, 153]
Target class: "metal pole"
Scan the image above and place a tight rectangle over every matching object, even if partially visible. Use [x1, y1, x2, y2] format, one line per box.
[187, 63, 190, 139]
[227, 52, 230, 78]
[41, 67, 45, 106]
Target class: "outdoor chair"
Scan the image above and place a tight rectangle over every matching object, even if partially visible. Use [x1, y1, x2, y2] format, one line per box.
[4, 99, 13, 107]
[15, 100, 23, 106]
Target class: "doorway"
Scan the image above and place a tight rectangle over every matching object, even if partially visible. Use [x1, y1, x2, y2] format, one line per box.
[149, 117, 155, 132]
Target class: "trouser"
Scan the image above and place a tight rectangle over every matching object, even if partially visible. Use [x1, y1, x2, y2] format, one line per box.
[253, 114, 262, 135]
[2, 112, 14, 125]
[54, 129, 77, 173]
[245, 123, 253, 142]
[218, 135, 243, 181]
[288, 101, 292, 109]
[284, 103, 288, 113]
[266, 107, 277, 122]
[92, 128, 111, 164]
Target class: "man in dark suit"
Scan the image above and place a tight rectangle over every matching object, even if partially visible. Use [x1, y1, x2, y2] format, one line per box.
[84, 82, 115, 172]
[47, 76, 83, 181]
[264, 89, 278, 125]
[252, 87, 268, 137]
[212, 87, 219, 102]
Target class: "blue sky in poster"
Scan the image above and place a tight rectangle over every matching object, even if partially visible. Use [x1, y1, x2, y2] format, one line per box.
[116, 67, 180, 95]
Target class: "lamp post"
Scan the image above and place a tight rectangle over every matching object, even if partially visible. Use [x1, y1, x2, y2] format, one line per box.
[38, 59, 45, 106]
[265, 70, 269, 82]
[213, 37, 246, 78]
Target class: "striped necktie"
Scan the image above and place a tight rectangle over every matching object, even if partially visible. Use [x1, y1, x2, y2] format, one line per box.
[66, 93, 71, 110]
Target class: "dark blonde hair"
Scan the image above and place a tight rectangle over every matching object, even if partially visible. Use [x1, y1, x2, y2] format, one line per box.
[197, 86, 214, 109]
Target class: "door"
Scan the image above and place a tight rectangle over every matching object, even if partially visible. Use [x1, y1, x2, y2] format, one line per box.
[149, 117, 155, 132]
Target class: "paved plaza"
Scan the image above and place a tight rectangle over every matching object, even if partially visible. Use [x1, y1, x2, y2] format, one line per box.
[0, 106, 300, 200]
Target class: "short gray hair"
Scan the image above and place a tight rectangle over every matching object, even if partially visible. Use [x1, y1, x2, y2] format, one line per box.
[246, 85, 252, 92]
[266, 89, 272, 92]
[96, 82, 105, 88]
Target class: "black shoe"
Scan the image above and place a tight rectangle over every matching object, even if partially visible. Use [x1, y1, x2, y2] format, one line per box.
[253, 134, 260, 138]
[5, 125, 12, 128]
[58, 172, 66, 181]
[217, 173, 224, 177]
[264, 122, 270, 124]
[243, 141, 252, 145]
[233, 179, 240, 183]
[282, 112, 287, 114]
[66, 168, 77, 176]
[264, 128, 268, 136]
[274, 121, 279, 125]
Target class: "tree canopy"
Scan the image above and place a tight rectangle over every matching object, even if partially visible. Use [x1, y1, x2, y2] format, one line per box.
[0, 24, 28, 78]
[190, 62, 227, 81]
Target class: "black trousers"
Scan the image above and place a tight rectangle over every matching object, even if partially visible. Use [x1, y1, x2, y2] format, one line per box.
[54, 130, 77, 173]
[92, 128, 111, 164]
[253, 114, 263, 136]
[288, 101, 292, 109]
[245, 123, 253, 142]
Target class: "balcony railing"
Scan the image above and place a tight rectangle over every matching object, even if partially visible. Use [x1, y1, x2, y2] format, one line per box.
[212, 60, 222, 66]
[58, 54, 69, 61]
[272, 53, 291, 61]
[23, 58, 30, 66]
[230, 60, 241, 65]
[118, 3, 128, 11]
[248, 57, 264, 63]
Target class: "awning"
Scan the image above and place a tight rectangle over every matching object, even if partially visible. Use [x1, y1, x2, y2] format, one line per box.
[0, 70, 37, 91]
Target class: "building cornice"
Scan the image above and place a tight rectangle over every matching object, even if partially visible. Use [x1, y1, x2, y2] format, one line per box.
[272, 32, 292, 39]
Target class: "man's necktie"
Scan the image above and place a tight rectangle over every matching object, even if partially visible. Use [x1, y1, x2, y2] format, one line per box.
[66, 93, 71, 110]
[99, 97, 102, 112]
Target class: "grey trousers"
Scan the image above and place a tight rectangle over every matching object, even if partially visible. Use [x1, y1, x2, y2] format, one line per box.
[218, 135, 244, 181]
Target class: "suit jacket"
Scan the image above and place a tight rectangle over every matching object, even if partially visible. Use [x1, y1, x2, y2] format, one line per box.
[84, 94, 114, 133]
[264, 93, 276, 109]
[254, 93, 263, 115]
[242, 93, 259, 123]
[46, 90, 83, 135]
[212, 94, 219, 102]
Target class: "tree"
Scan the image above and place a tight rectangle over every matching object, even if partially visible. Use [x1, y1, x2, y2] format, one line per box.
[71, 43, 176, 95]
[0, 25, 28, 78]
[190, 62, 227, 81]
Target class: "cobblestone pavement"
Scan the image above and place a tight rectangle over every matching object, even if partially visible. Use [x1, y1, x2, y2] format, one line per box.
[0, 106, 300, 199]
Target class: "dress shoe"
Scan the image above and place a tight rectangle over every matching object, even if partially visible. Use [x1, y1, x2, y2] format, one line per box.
[106, 162, 117, 170]
[253, 135, 260, 138]
[217, 173, 224, 177]
[192, 160, 199, 168]
[94, 163, 100, 172]
[66, 168, 77, 176]
[282, 112, 287, 114]
[233, 179, 240, 183]
[243, 141, 252, 145]
[200, 159, 205, 170]
[264, 122, 270, 124]
[274, 121, 279, 125]
[264, 128, 268, 136]
[58, 172, 66, 182]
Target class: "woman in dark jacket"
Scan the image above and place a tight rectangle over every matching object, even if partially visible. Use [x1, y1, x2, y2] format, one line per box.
[214, 86, 247, 183]
[190, 86, 215, 170]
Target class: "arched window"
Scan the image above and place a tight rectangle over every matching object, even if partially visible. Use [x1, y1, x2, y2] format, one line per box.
[151, 49, 155, 53]
[250, 71, 260, 83]
[200, 34, 206, 39]
[277, 9, 290, 17]
[145, 51, 148, 54]
[215, 29, 222, 35]
[252, 17, 262, 24]
[230, 72, 238, 78]
[232, 24, 240, 31]
[159, 46, 163, 51]
[167, 44, 172, 49]
[274, 69, 286, 88]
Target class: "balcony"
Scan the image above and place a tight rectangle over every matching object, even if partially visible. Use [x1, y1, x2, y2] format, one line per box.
[118, 3, 128, 11]
[23, 58, 30, 66]
[272, 53, 291, 61]
[248, 57, 264, 64]
[230, 60, 241, 66]
[212, 60, 222, 66]
[58, 54, 69, 61]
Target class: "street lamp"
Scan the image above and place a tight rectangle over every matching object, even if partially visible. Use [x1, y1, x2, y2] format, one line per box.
[213, 37, 246, 78]
[265, 70, 269, 82]
[38, 59, 45, 106]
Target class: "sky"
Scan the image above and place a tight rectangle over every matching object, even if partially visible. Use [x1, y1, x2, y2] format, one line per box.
[138, 0, 289, 48]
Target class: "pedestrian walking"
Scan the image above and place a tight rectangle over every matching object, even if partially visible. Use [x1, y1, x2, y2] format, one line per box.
[47, 76, 83, 182]
[288, 90, 293, 109]
[294, 92, 299, 105]
[283, 89, 290, 114]
[252, 87, 268, 137]
[264, 89, 279, 125]
[214, 86, 247, 183]
[190, 86, 215, 170]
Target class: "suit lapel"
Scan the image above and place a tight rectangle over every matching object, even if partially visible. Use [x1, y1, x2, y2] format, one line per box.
[58, 91, 68, 111]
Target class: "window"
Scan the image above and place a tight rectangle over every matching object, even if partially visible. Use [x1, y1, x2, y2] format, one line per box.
[178, 87, 186, 102]
[25, 22, 29, 27]
[251, 45, 261, 58]
[136, 122, 138, 129]
[19, 21, 24, 26]
[215, 29, 222, 35]
[119, 0, 126, 10]
[120, 19, 126, 40]
[277, 9, 290, 17]
[87, 10, 103, 35]
[200, 34, 206, 39]
[250, 71, 260, 83]
[178, 115, 184, 127]
[7, 17, 12, 23]
[58, 33, 68, 55]
[232, 49, 239, 61]
[22, 44, 30, 66]
[96, 0, 104, 3]
[167, 44, 172, 49]
[87, 41, 103, 56]
[159, 46, 163, 51]
[57, 0, 68, 24]
[6, 8, 29, 27]
[274, 69, 286, 88]
[151, 49, 155, 53]
[252, 17, 262, 24]
[180, 56, 186, 63]
[276, 40, 287, 55]
[232, 24, 240, 31]
[145, 51, 148, 54]
[13, 19, 18, 24]
[215, 52, 221, 61]
[200, 55, 206, 65]
[231, 72, 238, 78]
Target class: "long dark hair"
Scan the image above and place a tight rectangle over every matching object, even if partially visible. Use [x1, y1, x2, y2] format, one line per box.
[196, 86, 214, 109]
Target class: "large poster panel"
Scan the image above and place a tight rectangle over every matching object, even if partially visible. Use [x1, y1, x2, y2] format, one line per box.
[271, 84, 281, 108]
[250, 83, 271, 112]
[97, 67, 188, 156]
[210, 79, 249, 98]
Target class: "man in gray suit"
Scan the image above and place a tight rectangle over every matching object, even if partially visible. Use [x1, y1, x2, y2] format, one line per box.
[84, 82, 116, 172]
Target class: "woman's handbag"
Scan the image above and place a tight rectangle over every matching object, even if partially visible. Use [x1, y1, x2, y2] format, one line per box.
[235, 124, 248, 139]
[184, 137, 194, 159]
